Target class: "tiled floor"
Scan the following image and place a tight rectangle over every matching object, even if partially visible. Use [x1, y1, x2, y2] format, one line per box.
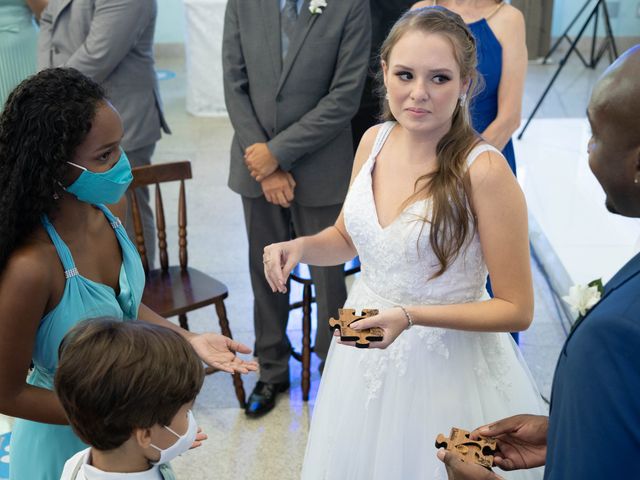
[0, 47, 623, 479]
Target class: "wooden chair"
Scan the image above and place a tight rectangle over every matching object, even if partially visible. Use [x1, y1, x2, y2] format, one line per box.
[289, 257, 361, 401]
[128, 161, 246, 408]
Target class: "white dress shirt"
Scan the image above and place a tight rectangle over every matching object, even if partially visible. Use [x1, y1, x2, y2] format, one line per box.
[60, 448, 163, 480]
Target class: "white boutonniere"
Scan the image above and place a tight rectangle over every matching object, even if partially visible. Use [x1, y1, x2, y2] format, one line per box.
[562, 278, 604, 324]
[309, 0, 327, 14]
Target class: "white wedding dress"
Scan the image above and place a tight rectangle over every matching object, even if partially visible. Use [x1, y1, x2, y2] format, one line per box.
[301, 122, 546, 480]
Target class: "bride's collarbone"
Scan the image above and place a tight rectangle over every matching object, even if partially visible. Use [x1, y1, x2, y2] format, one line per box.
[374, 153, 435, 189]
[372, 178, 431, 228]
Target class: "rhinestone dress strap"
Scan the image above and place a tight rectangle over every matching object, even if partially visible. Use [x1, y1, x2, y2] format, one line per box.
[94, 204, 124, 232]
[64, 267, 79, 279]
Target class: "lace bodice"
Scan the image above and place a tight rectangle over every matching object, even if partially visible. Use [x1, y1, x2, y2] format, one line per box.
[344, 122, 492, 306]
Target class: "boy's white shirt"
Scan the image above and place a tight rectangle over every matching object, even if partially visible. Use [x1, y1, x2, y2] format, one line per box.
[60, 448, 163, 480]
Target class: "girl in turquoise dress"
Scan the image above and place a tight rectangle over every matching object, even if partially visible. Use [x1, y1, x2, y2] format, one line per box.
[0, 68, 257, 480]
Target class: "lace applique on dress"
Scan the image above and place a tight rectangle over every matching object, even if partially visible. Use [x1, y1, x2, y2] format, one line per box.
[474, 333, 515, 399]
[341, 122, 493, 406]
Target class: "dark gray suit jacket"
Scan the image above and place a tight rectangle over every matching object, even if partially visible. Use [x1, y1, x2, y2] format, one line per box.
[223, 0, 371, 206]
[37, 0, 170, 152]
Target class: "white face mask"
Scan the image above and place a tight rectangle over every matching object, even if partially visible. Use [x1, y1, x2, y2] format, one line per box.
[149, 410, 197, 465]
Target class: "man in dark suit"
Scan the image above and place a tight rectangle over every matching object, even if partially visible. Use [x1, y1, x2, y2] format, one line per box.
[351, 0, 414, 151]
[223, 0, 371, 417]
[437, 44, 640, 479]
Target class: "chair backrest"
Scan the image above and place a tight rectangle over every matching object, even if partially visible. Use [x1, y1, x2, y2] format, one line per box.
[129, 161, 192, 274]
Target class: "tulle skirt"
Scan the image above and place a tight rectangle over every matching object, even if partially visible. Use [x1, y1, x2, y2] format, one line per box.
[301, 277, 546, 480]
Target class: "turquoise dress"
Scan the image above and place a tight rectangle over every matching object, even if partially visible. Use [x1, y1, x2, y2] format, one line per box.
[9, 205, 145, 480]
[0, 0, 37, 109]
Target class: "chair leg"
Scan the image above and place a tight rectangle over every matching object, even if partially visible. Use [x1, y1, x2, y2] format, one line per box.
[214, 300, 247, 409]
[178, 313, 189, 330]
[302, 283, 312, 402]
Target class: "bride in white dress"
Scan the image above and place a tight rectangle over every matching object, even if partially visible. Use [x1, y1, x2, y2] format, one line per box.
[263, 7, 545, 479]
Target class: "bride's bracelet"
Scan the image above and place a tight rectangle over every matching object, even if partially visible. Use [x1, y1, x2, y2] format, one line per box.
[396, 305, 414, 330]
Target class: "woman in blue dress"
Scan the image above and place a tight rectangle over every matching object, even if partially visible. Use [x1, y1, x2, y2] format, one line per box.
[0, 68, 257, 480]
[412, 0, 527, 175]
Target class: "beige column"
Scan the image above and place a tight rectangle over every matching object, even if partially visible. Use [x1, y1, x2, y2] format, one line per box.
[511, 0, 555, 59]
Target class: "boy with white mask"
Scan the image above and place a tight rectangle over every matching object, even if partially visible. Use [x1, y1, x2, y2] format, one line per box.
[55, 319, 206, 480]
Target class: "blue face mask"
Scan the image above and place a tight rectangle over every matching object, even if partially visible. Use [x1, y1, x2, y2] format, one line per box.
[65, 149, 133, 205]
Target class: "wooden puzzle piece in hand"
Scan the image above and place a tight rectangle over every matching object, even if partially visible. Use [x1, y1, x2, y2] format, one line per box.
[328, 308, 383, 348]
[435, 427, 497, 469]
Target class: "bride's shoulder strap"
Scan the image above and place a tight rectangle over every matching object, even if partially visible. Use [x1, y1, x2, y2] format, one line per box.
[465, 143, 503, 168]
[370, 121, 396, 158]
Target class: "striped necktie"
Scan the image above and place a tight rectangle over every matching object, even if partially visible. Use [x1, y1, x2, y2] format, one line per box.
[281, 0, 299, 60]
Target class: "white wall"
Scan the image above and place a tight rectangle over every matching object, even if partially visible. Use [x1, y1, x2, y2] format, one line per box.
[156, 0, 188, 44]
[155, 0, 640, 45]
[552, 0, 640, 37]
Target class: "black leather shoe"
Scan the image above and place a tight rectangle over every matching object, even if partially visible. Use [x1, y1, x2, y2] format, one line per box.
[245, 380, 290, 418]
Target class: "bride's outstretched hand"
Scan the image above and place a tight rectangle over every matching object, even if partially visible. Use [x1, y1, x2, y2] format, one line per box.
[345, 307, 409, 349]
[263, 240, 302, 294]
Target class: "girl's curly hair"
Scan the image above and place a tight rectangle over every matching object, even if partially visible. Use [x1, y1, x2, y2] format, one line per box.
[0, 68, 106, 271]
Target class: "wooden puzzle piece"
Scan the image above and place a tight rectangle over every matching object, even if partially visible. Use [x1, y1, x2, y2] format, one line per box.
[328, 308, 383, 348]
[435, 427, 497, 470]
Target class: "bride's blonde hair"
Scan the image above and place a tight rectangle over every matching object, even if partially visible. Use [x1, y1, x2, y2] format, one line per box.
[379, 7, 481, 278]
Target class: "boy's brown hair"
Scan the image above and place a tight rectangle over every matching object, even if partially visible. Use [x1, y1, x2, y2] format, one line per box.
[55, 319, 204, 450]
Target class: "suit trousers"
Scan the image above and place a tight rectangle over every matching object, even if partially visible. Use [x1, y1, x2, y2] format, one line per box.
[124, 143, 157, 268]
[242, 195, 348, 384]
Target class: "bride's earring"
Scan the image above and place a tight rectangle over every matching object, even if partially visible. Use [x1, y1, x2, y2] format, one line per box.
[459, 94, 467, 106]
[385, 92, 390, 101]
[634, 172, 640, 185]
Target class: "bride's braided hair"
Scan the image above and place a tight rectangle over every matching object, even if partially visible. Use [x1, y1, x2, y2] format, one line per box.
[377, 6, 482, 278]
